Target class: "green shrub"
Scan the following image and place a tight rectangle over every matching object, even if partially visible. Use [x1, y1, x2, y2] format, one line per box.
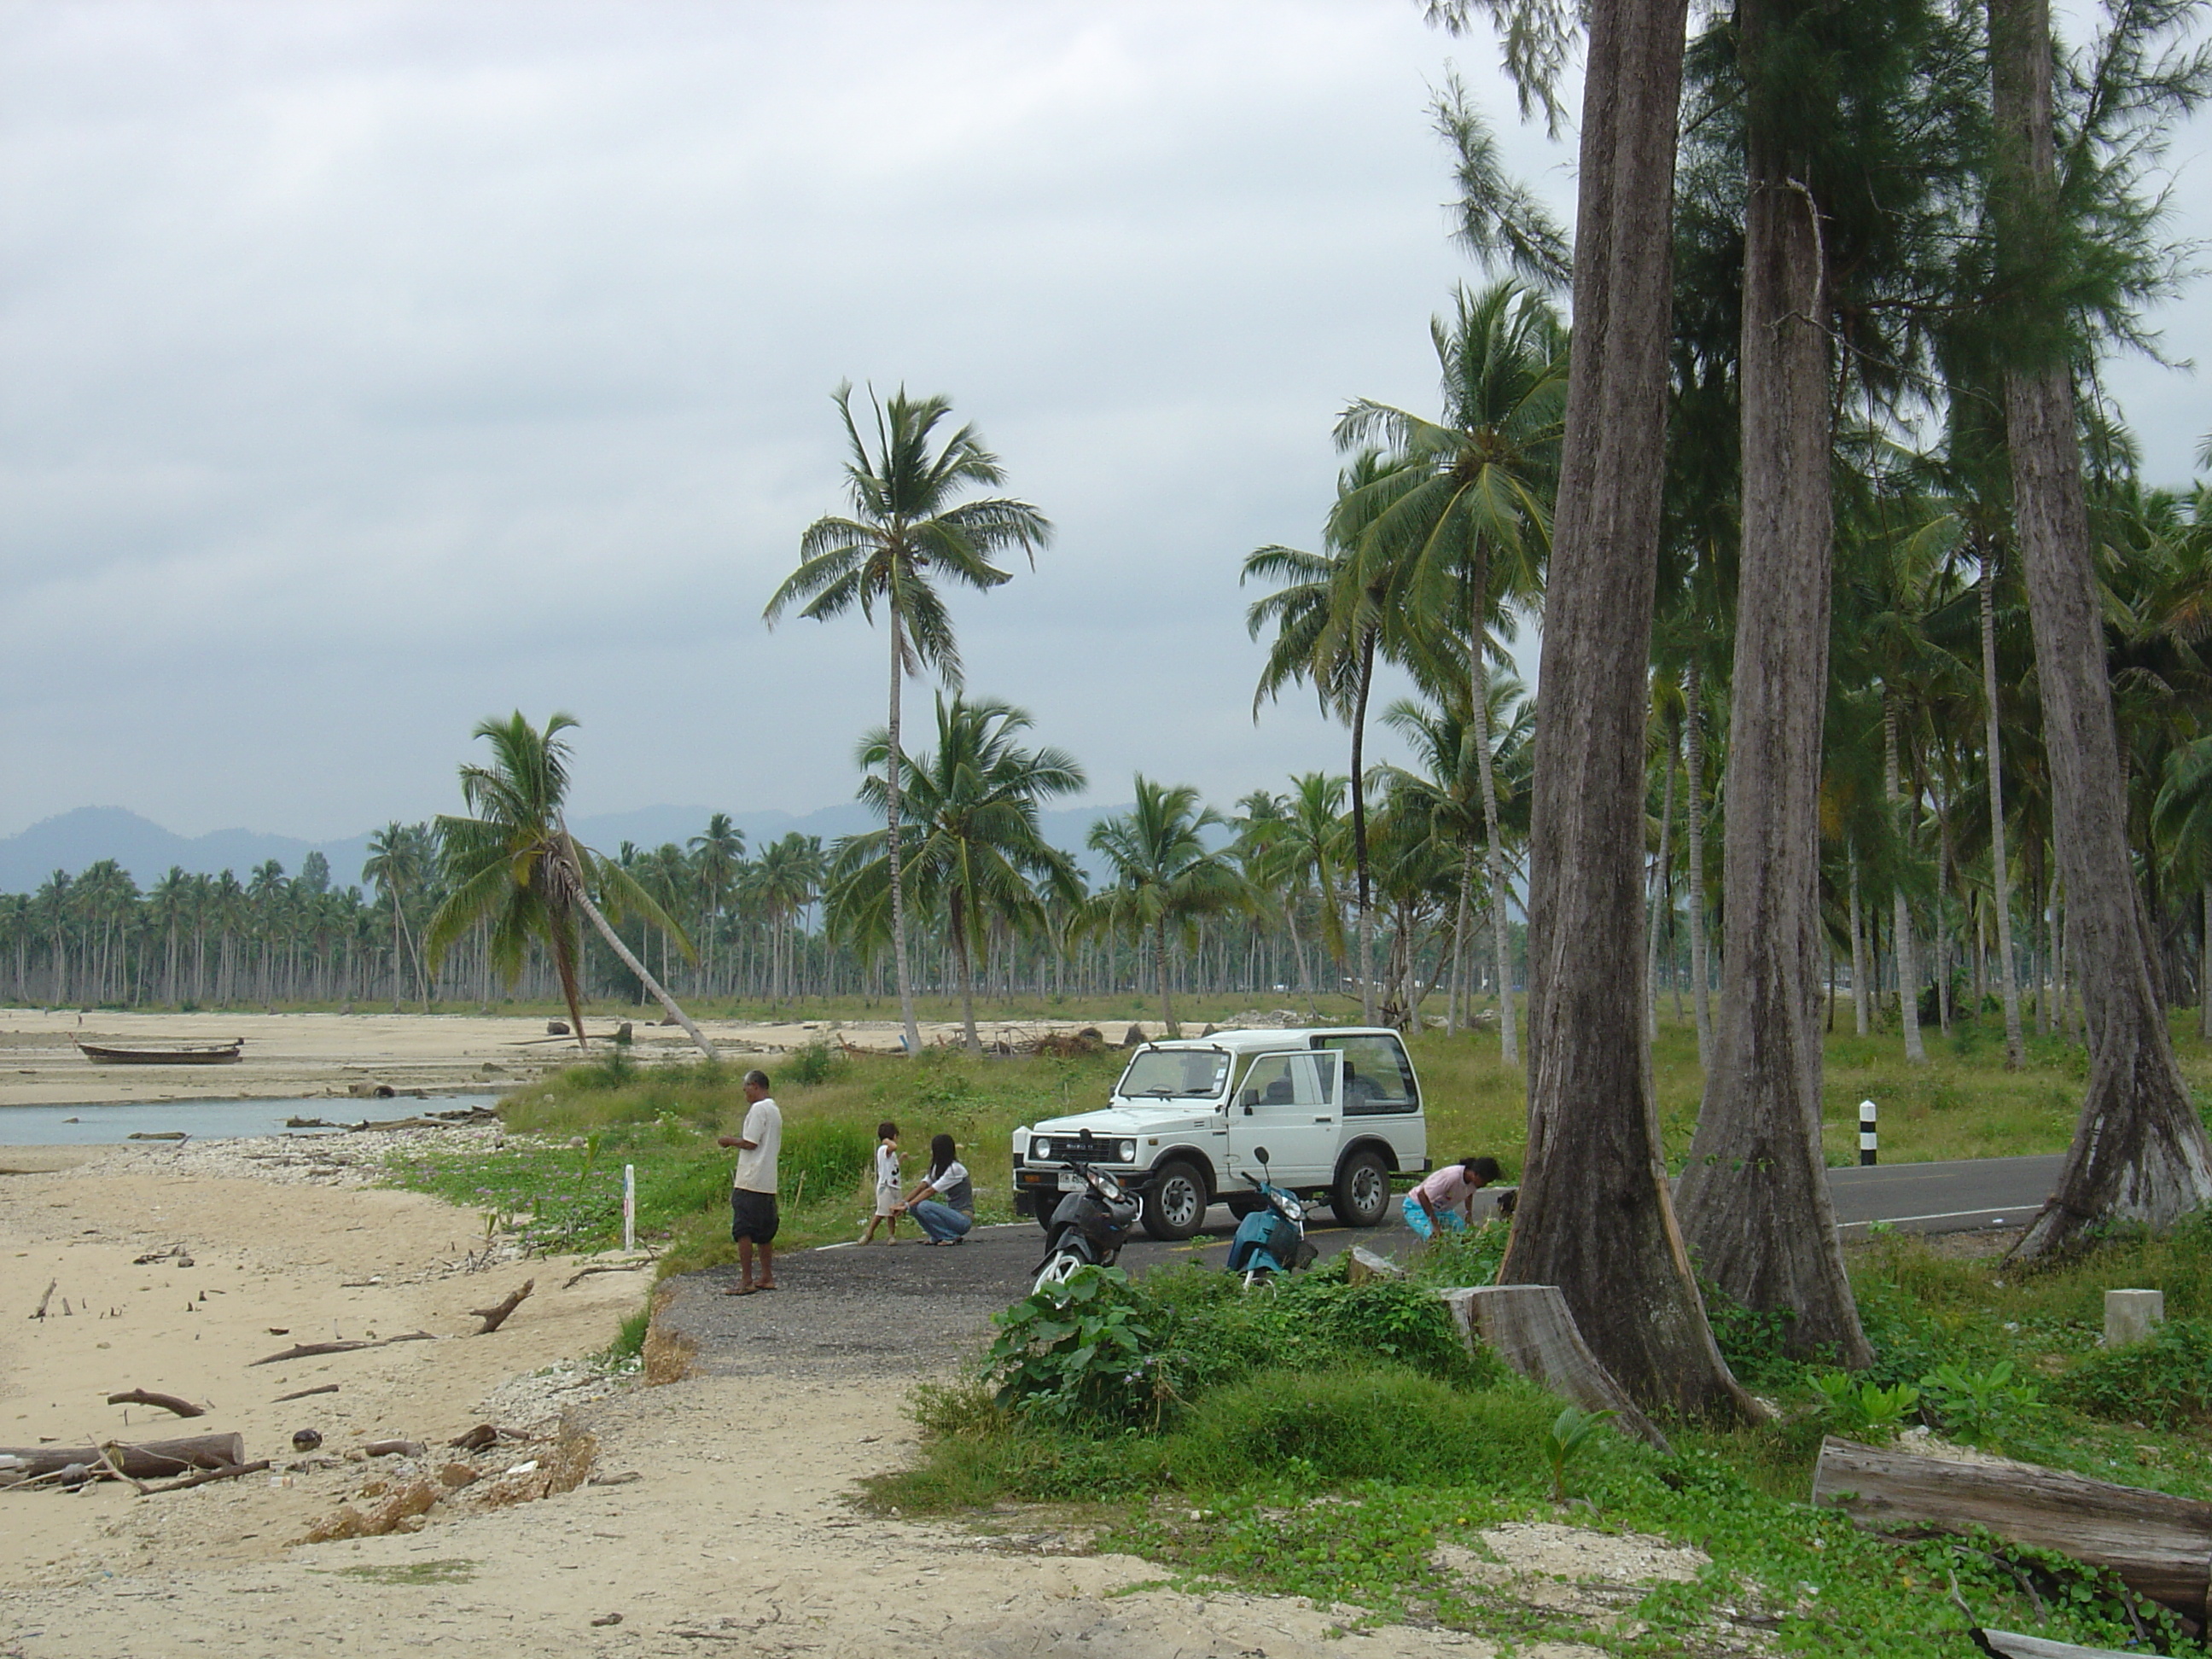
[2057, 1316, 2212, 1428]
[988, 1266, 1160, 1426]
[1918, 1359, 2046, 1452]
[1813, 1373, 1920, 1441]
[786, 1041, 844, 1086]
[1164, 1365, 1557, 1489]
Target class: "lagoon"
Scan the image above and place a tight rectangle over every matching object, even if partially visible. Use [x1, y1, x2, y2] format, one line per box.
[0, 1094, 497, 1145]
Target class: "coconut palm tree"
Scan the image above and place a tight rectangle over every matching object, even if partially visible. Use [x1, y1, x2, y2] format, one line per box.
[688, 813, 746, 996]
[1243, 453, 1417, 1024]
[766, 384, 1051, 1058]
[363, 823, 426, 1012]
[1086, 778, 1249, 1038]
[831, 694, 1086, 1052]
[1380, 672, 1534, 1033]
[426, 712, 719, 1059]
[1334, 280, 1567, 1061]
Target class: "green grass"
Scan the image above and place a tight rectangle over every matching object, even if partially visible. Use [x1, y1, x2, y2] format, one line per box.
[867, 1226, 2212, 1656]
[375, 999, 2212, 1278]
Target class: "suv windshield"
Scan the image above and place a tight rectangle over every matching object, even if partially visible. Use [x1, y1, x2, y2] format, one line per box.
[1115, 1048, 1231, 1099]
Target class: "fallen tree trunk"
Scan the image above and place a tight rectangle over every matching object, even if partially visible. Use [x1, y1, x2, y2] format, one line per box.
[0, 1433, 246, 1480]
[1812, 1436, 2212, 1621]
[106, 1388, 207, 1418]
[1435, 1284, 1671, 1449]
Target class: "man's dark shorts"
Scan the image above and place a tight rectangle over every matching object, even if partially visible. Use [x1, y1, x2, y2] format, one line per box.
[731, 1188, 779, 1244]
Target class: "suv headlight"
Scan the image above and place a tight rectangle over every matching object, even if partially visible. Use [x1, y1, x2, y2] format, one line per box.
[1031, 1137, 1052, 1161]
[1119, 1139, 1137, 1163]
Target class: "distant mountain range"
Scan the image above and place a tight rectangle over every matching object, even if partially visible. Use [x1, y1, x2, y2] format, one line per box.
[0, 802, 1136, 894]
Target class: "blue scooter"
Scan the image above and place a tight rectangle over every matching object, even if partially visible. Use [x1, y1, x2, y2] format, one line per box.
[1225, 1147, 1318, 1289]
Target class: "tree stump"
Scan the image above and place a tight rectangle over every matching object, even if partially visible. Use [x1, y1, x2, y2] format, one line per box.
[1811, 1435, 2212, 1621]
[1434, 1284, 1669, 1449]
[2104, 1289, 2164, 1348]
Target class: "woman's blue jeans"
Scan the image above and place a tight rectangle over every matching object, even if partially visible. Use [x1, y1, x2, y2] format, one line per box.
[912, 1201, 973, 1243]
[1401, 1193, 1467, 1240]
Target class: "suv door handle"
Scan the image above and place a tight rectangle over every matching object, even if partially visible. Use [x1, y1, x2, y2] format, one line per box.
[1313, 1115, 1330, 1123]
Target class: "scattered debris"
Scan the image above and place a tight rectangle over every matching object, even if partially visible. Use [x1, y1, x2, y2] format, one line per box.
[292, 1429, 324, 1452]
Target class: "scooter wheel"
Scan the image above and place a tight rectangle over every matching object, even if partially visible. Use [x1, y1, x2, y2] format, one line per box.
[1033, 1250, 1089, 1295]
[1239, 1268, 1278, 1292]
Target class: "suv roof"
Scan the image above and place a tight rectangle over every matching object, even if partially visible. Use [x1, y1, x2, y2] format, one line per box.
[1129, 1026, 1402, 1057]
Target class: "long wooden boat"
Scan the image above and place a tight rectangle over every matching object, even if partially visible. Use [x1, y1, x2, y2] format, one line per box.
[74, 1039, 243, 1066]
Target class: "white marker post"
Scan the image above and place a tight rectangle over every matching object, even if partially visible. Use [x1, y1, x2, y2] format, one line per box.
[623, 1163, 637, 1254]
[1859, 1100, 1878, 1167]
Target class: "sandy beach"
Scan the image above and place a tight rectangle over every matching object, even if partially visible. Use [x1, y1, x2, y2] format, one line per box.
[0, 1008, 1115, 1109]
[0, 1137, 1610, 1659]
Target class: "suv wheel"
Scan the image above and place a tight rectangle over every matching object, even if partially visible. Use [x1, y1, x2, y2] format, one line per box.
[1332, 1148, 1392, 1228]
[1141, 1160, 1209, 1241]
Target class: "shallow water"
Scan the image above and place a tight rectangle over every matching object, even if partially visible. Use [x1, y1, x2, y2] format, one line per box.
[0, 1094, 497, 1145]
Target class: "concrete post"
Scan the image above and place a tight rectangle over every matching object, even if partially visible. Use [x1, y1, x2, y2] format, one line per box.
[2104, 1287, 2164, 1347]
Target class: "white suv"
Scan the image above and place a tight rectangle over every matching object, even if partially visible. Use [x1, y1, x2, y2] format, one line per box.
[1011, 1027, 1429, 1240]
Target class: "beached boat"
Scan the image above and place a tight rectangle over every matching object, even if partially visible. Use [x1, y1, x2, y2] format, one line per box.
[73, 1039, 243, 1066]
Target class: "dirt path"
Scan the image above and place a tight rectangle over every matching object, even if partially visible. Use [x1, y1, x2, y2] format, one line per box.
[0, 1150, 1613, 1659]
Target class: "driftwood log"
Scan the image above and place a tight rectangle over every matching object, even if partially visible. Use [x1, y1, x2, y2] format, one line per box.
[1, 1433, 245, 1480]
[106, 1388, 207, 1418]
[469, 1279, 533, 1335]
[143, 1459, 270, 1494]
[31, 1279, 57, 1320]
[1812, 1436, 2212, 1621]
[272, 1383, 341, 1403]
[1434, 1284, 1670, 1449]
[248, 1331, 434, 1366]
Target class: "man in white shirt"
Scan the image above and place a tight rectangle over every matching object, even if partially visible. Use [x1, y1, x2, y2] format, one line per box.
[717, 1070, 783, 1294]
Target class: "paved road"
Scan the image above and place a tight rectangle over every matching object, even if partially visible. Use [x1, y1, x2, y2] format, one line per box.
[1825, 1152, 2062, 1237]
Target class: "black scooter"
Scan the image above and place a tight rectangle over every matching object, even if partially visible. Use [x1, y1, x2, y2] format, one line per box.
[1033, 1161, 1142, 1294]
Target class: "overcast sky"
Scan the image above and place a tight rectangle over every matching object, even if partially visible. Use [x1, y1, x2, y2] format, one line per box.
[2, 1, 2204, 844]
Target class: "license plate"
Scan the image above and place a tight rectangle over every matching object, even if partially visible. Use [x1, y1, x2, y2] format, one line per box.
[1057, 1171, 1086, 1191]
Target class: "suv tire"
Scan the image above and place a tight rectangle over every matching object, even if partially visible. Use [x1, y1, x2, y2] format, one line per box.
[1331, 1147, 1392, 1228]
[1141, 1159, 1210, 1241]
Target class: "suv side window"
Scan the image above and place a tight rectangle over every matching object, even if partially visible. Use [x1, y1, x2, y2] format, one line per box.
[1311, 1033, 1417, 1115]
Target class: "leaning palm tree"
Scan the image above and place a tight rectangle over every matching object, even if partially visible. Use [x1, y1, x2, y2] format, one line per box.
[765, 384, 1051, 1057]
[1085, 777, 1249, 1037]
[425, 712, 719, 1060]
[830, 694, 1086, 1053]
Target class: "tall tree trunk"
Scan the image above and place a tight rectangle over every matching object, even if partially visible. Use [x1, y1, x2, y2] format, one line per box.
[885, 618, 924, 1058]
[1351, 626, 1378, 1025]
[2201, 887, 2211, 1042]
[1848, 842, 1872, 1035]
[1982, 557, 2028, 1066]
[1645, 719, 1679, 1044]
[1678, 79, 1869, 1364]
[1684, 656, 1713, 1066]
[1994, 0, 2212, 1256]
[954, 890, 982, 1057]
[1448, 843, 1474, 1033]
[1502, 0, 1752, 1421]
[1471, 624, 1519, 1065]
[562, 838, 720, 1062]
[1155, 919, 1179, 1037]
[1884, 696, 1928, 1061]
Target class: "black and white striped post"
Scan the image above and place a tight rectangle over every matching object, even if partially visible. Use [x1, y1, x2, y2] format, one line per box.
[1859, 1099, 1878, 1167]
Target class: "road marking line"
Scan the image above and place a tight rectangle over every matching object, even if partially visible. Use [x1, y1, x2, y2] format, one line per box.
[1834, 1207, 2030, 1229]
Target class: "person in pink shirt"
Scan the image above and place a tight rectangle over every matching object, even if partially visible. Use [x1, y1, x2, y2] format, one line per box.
[1401, 1156, 1504, 1239]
